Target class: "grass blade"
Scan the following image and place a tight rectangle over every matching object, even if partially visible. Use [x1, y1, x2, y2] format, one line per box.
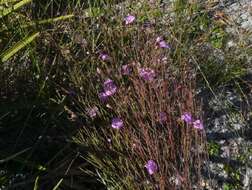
[52, 179, 63, 190]
[0, 32, 39, 62]
[0, 0, 20, 5]
[22, 14, 74, 27]
[33, 176, 39, 190]
[0, 147, 31, 163]
[0, 0, 32, 18]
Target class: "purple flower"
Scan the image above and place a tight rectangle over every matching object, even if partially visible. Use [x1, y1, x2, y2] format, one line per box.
[99, 92, 109, 102]
[98, 79, 117, 102]
[159, 112, 167, 123]
[156, 37, 170, 49]
[111, 118, 124, 129]
[139, 68, 156, 81]
[124, 15, 135, 25]
[103, 79, 117, 96]
[87, 106, 99, 118]
[145, 160, 158, 175]
[193, 120, 204, 130]
[99, 53, 109, 61]
[158, 40, 170, 49]
[181, 112, 193, 124]
[121, 64, 131, 75]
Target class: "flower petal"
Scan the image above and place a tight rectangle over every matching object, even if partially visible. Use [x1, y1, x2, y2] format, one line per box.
[145, 160, 158, 175]
[111, 118, 124, 129]
[124, 15, 135, 25]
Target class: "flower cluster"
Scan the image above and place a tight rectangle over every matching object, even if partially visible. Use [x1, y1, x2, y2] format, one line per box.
[181, 112, 204, 130]
[87, 15, 203, 178]
[99, 79, 117, 101]
[138, 68, 156, 81]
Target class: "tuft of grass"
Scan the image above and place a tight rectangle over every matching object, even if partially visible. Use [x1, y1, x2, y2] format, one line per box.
[69, 0, 208, 189]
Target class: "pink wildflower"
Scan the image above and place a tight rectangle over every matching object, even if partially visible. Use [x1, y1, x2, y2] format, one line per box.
[87, 106, 99, 118]
[193, 120, 204, 130]
[159, 40, 170, 49]
[121, 64, 131, 75]
[145, 160, 158, 175]
[103, 79, 117, 96]
[99, 92, 109, 102]
[99, 79, 117, 101]
[99, 53, 109, 61]
[124, 15, 135, 25]
[181, 112, 193, 124]
[139, 68, 156, 81]
[156, 36, 170, 49]
[111, 118, 124, 129]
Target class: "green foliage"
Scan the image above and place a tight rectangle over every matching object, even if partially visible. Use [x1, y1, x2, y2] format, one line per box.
[209, 27, 226, 49]
[223, 182, 240, 190]
[223, 183, 233, 190]
[223, 164, 242, 189]
[208, 141, 221, 156]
